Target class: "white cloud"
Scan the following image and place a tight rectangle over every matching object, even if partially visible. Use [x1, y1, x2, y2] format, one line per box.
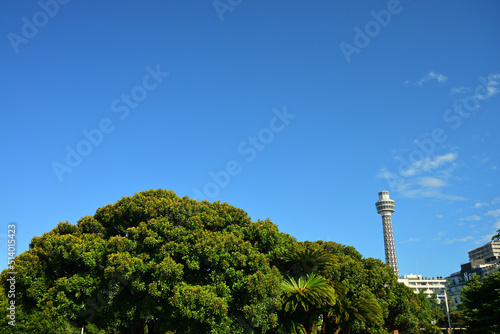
[494, 221, 500, 229]
[475, 73, 500, 100]
[474, 233, 496, 244]
[476, 197, 500, 208]
[433, 231, 446, 241]
[416, 71, 448, 87]
[377, 152, 466, 202]
[434, 73, 448, 83]
[450, 86, 470, 95]
[377, 163, 466, 202]
[436, 214, 444, 218]
[391, 180, 465, 201]
[421, 153, 457, 172]
[376, 168, 393, 180]
[398, 185, 447, 199]
[416, 177, 447, 188]
[486, 209, 500, 218]
[400, 153, 458, 177]
[400, 237, 421, 244]
[443, 236, 473, 244]
[459, 215, 482, 221]
[485, 86, 498, 98]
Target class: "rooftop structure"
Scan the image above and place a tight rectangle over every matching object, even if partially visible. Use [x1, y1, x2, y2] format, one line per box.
[398, 274, 446, 302]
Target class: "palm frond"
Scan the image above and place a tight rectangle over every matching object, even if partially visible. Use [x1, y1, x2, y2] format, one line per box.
[281, 273, 336, 313]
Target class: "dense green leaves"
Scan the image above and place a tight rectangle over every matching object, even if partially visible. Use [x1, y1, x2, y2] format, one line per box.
[277, 241, 438, 334]
[461, 271, 500, 333]
[281, 273, 336, 313]
[0, 189, 461, 333]
[492, 228, 500, 241]
[1, 189, 295, 333]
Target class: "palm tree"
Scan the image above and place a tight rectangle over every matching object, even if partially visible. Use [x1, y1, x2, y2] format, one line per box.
[281, 247, 334, 276]
[323, 283, 383, 334]
[279, 244, 383, 334]
[280, 273, 337, 333]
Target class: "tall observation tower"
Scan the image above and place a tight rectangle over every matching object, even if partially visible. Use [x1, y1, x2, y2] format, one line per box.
[375, 191, 399, 277]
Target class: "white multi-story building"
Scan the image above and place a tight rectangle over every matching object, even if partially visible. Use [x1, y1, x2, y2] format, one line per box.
[398, 274, 446, 302]
[446, 240, 500, 307]
[468, 240, 500, 263]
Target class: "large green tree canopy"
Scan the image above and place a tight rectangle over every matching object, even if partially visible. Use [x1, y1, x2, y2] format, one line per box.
[1, 189, 295, 333]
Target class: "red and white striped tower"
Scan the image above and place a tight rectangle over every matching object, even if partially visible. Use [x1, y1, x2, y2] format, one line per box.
[375, 191, 399, 277]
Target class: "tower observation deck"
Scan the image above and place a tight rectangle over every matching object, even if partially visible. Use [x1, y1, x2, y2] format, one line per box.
[375, 191, 399, 277]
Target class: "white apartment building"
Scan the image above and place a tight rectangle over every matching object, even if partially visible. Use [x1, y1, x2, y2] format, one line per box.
[468, 240, 500, 263]
[446, 240, 500, 307]
[398, 274, 446, 302]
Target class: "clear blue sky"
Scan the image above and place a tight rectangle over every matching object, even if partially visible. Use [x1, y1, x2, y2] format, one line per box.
[1, 0, 499, 278]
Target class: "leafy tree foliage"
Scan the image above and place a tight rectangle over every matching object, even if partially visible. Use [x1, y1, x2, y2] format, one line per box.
[492, 228, 500, 241]
[436, 310, 465, 334]
[461, 271, 500, 333]
[287, 241, 435, 334]
[281, 274, 336, 314]
[276, 244, 336, 333]
[0, 189, 447, 333]
[0, 283, 83, 334]
[280, 273, 336, 333]
[1, 189, 295, 333]
[327, 282, 383, 334]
